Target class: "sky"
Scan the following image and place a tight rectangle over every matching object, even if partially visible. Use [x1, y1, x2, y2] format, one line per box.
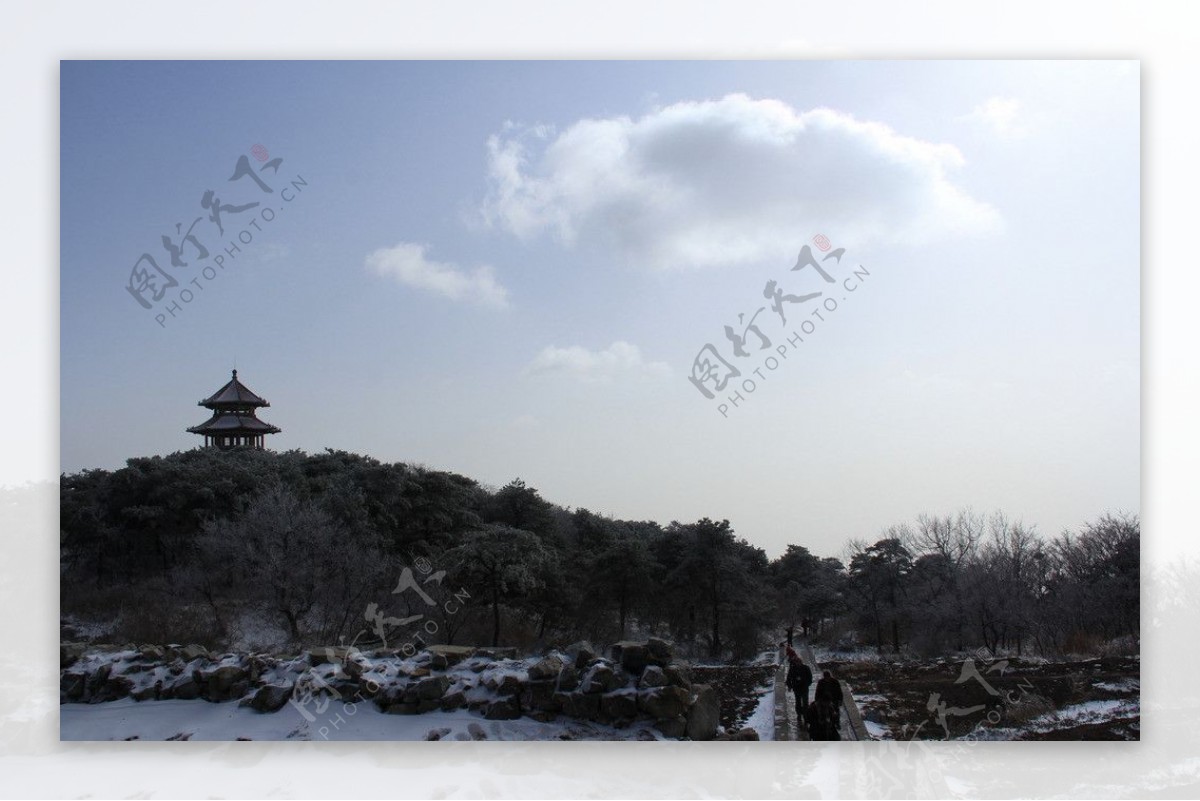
[60, 60, 1139, 560]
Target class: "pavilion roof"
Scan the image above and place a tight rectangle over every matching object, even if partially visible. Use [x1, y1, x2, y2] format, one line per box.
[187, 411, 282, 435]
[198, 369, 271, 409]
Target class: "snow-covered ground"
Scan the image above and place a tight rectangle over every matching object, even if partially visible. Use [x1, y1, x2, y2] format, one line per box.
[61, 697, 667, 741]
[744, 682, 775, 741]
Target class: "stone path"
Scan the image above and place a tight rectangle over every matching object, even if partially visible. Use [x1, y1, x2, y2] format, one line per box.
[774, 643, 869, 741]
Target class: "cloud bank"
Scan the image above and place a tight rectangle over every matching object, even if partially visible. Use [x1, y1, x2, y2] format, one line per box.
[526, 341, 670, 383]
[366, 242, 509, 309]
[482, 94, 1001, 269]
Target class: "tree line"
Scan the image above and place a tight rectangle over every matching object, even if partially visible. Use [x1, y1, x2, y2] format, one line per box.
[60, 448, 1138, 659]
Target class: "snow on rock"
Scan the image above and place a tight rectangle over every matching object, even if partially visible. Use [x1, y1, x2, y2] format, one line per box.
[60, 638, 733, 741]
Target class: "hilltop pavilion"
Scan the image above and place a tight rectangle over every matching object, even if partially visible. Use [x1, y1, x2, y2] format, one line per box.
[186, 369, 281, 449]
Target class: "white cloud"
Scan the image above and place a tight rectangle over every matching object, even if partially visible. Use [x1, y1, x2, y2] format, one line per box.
[526, 341, 670, 383]
[366, 242, 509, 309]
[481, 93, 1000, 270]
[964, 97, 1029, 139]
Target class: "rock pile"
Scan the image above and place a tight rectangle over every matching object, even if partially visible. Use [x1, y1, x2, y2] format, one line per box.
[59, 638, 725, 740]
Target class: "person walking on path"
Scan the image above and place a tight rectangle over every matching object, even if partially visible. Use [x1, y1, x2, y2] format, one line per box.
[814, 669, 844, 730]
[785, 646, 813, 729]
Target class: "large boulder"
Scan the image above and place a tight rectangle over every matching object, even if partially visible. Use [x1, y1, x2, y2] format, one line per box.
[564, 641, 596, 670]
[166, 672, 202, 700]
[600, 690, 638, 724]
[638, 685, 690, 719]
[180, 644, 210, 662]
[646, 638, 674, 666]
[307, 646, 356, 667]
[204, 665, 249, 700]
[685, 683, 720, 741]
[528, 655, 565, 681]
[639, 665, 667, 689]
[440, 690, 466, 711]
[559, 691, 601, 721]
[581, 663, 624, 694]
[138, 645, 165, 661]
[655, 716, 688, 739]
[426, 644, 476, 668]
[92, 674, 134, 703]
[414, 675, 450, 701]
[245, 682, 293, 713]
[664, 663, 693, 690]
[610, 642, 649, 675]
[60, 671, 86, 701]
[83, 663, 111, 701]
[483, 672, 525, 697]
[484, 696, 522, 720]
[60, 642, 88, 669]
[133, 679, 168, 702]
[520, 680, 560, 713]
[556, 664, 580, 692]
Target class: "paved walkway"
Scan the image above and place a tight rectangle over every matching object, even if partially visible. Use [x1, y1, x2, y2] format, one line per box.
[775, 643, 869, 741]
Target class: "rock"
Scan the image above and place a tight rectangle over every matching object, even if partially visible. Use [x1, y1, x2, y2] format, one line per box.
[167, 674, 202, 700]
[528, 655, 565, 681]
[484, 696, 522, 720]
[646, 638, 674, 666]
[639, 665, 667, 689]
[181, 644, 210, 662]
[247, 682, 293, 713]
[440, 690, 466, 711]
[520, 680, 559, 712]
[664, 663, 693, 690]
[416, 699, 441, 714]
[60, 642, 88, 668]
[655, 716, 688, 738]
[560, 691, 601, 721]
[93, 674, 134, 703]
[387, 702, 420, 715]
[636, 728, 658, 741]
[474, 647, 518, 660]
[529, 709, 558, 723]
[131, 681, 163, 702]
[138, 645, 165, 661]
[556, 664, 580, 692]
[425, 727, 451, 741]
[426, 644, 476, 667]
[499, 674, 526, 696]
[342, 656, 367, 680]
[685, 683, 720, 741]
[205, 665, 249, 699]
[429, 652, 449, 671]
[415, 675, 450, 700]
[716, 727, 760, 741]
[60, 672, 86, 701]
[600, 690, 638, 723]
[638, 685, 690, 719]
[468, 722, 487, 740]
[373, 683, 406, 708]
[84, 663, 111, 701]
[564, 641, 596, 670]
[610, 642, 649, 675]
[307, 646, 356, 666]
[581, 663, 624, 694]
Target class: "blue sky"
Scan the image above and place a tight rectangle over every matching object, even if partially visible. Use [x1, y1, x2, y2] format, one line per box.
[60, 60, 1139, 558]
